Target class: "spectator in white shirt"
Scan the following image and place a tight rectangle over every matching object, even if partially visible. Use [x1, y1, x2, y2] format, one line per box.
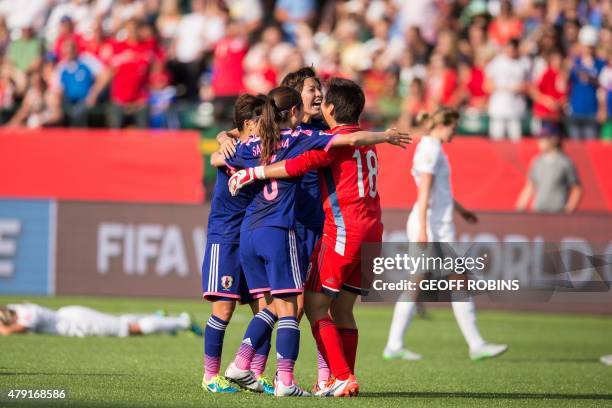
[485, 38, 529, 141]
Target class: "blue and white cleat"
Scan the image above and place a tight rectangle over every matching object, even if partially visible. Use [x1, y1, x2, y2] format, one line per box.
[257, 376, 275, 395]
[274, 379, 311, 397]
[225, 362, 263, 392]
[202, 375, 239, 393]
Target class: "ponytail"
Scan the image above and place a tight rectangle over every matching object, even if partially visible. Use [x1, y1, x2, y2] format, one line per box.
[259, 98, 281, 165]
[424, 108, 459, 131]
[258, 86, 302, 164]
[414, 111, 431, 128]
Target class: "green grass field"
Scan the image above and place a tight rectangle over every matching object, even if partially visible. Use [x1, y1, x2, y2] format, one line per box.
[1, 295, 611, 407]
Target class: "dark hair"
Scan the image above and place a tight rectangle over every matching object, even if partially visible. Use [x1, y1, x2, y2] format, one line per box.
[323, 77, 365, 125]
[259, 87, 302, 164]
[233, 94, 266, 131]
[280, 67, 321, 92]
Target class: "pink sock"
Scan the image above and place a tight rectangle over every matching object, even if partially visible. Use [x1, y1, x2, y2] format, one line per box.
[235, 342, 255, 370]
[277, 358, 295, 386]
[317, 349, 331, 383]
[204, 356, 221, 381]
[251, 354, 267, 378]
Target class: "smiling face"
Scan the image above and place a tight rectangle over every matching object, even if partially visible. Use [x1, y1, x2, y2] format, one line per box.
[300, 77, 322, 122]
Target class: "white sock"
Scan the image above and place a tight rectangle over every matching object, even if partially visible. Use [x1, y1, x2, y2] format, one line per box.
[385, 293, 417, 352]
[137, 314, 190, 335]
[451, 298, 485, 350]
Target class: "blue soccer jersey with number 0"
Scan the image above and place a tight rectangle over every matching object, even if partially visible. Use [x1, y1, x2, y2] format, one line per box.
[226, 127, 334, 231]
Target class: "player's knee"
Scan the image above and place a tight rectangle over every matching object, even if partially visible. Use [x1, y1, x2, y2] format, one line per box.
[304, 295, 330, 323]
[212, 300, 236, 321]
[329, 305, 355, 328]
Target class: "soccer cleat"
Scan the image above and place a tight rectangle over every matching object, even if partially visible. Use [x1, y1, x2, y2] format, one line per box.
[601, 355, 612, 366]
[470, 343, 508, 361]
[189, 315, 204, 337]
[225, 362, 263, 392]
[202, 375, 239, 393]
[274, 378, 311, 397]
[312, 379, 331, 394]
[257, 375, 275, 395]
[317, 375, 359, 397]
[383, 348, 422, 361]
[314, 378, 335, 397]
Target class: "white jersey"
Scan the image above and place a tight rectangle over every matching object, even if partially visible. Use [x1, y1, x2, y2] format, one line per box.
[407, 136, 455, 242]
[7, 304, 131, 337]
[7, 303, 59, 334]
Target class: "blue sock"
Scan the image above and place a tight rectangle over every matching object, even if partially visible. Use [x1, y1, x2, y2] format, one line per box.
[235, 308, 277, 370]
[204, 315, 228, 381]
[276, 317, 300, 386]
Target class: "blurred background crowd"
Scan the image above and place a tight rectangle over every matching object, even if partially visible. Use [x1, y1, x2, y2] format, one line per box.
[0, 0, 611, 141]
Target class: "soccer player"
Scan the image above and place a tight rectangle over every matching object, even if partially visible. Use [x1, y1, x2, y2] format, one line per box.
[202, 94, 276, 394]
[213, 69, 329, 391]
[228, 78, 401, 397]
[383, 108, 508, 362]
[0, 303, 199, 337]
[219, 86, 409, 397]
[280, 67, 332, 389]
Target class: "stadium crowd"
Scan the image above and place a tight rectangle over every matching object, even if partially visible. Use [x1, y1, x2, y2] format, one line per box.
[0, 0, 610, 140]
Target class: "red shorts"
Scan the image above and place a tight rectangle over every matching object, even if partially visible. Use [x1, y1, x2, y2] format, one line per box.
[305, 240, 366, 297]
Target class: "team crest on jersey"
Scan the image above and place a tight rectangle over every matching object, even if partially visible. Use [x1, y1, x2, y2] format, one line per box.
[221, 276, 233, 290]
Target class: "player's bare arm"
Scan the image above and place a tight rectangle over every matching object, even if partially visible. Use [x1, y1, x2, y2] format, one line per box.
[417, 172, 433, 243]
[453, 200, 478, 224]
[210, 151, 227, 168]
[0, 323, 27, 336]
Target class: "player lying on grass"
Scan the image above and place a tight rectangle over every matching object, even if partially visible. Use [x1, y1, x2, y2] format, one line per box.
[228, 78, 404, 397]
[0, 303, 201, 337]
[384, 108, 508, 362]
[201, 94, 278, 394]
[214, 86, 409, 397]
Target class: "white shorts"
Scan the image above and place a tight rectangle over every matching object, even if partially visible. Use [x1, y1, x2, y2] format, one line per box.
[407, 210, 456, 243]
[55, 306, 131, 337]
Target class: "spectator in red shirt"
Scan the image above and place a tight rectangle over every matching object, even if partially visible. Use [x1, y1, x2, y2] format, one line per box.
[210, 20, 248, 124]
[531, 50, 568, 135]
[488, 0, 524, 47]
[86, 19, 153, 128]
[457, 54, 488, 112]
[425, 53, 459, 109]
[53, 16, 85, 62]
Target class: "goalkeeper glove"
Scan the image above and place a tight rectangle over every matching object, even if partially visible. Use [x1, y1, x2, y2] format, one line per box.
[228, 166, 265, 196]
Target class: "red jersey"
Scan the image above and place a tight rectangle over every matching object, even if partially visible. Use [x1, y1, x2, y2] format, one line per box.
[107, 40, 152, 105]
[284, 125, 383, 257]
[533, 66, 567, 120]
[211, 36, 248, 97]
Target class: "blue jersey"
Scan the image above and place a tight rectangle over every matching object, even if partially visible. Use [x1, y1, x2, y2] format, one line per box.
[296, 119, 328, 228]
[207, 166, 258, 244]
[226, 128, 334, 231]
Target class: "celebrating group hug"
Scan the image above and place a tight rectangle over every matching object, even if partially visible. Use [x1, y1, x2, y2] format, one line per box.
[202, 66, 409, 398]
[201, 65, 507, 398]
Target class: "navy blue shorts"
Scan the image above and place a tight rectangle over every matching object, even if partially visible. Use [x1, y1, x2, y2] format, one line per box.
[239, 227, 303, 297]
[202, 242, 253, 304]
[295, 223, 322, 281]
